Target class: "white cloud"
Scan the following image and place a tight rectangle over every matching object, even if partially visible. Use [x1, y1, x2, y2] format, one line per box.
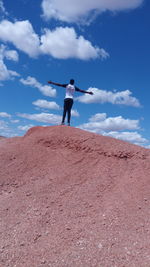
[104, 131, 148, 145]
[0, 120, 17, 137]
[33, 99, 60, 110]
[17, 112, 62, 124]
[0, 0, 5, 12]
[0, 45, 19, 81]
[0, 112, 11, 118]
[0, 59, 11, 81]
[41, 0, 143, 23]
[71, 109, 80, 117]
[0, 20, 40, 58]
[0, 119, 8, 130]
[0, 0, 8, 16]
[11, 119, 20, 123]
[18, 124, 34, 131]
[0, 59, 19, 81]
[77, 88, 141, 107]
[78, 113, 148, 146]
[20, 76, 56, 97]
[4, 49, 19, 62]
[0, 19, 108, 60]
[40, 27, 109, 60]
[89, 113, 107, 122]
[0, 44, 19, 62]
[8, 70, 20, 77]
[0, 60, 19, 81]
[78, 113, 139, 132]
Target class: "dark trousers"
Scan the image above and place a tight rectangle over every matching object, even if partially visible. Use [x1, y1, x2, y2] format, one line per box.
[62, 98, 73, 124]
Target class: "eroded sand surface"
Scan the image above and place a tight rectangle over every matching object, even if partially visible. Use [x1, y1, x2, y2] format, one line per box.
[0, 126, 150, 267]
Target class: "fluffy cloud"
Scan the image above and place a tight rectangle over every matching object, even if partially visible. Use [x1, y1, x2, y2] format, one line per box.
[0, 120, 17, 137]
[0, 45, 19, 81]
[104, 131, 148, 145]
[0, 19, 108, 60]
[40, 27, 109, 60]
[0, 44, 18, 61]
[89, 113, 107, 122]
[4, 49, 19, 62]
[0, 59, 12, 81]
[17, 112, 62, 124]
[10, 119, 20, 123]
[0, 20, 40, 58]
[0, 59, 19, 81]
[18, 124, 34, 131]
[79, 113, 139, 132]
[0, 112, 11, 118]
[0, 119, 8, 130]
[33, 99, 60, 110]
[78, 113, 149, 146]
[20, 76, 56, 97]
[77, 88, 141, 107]
[71, 109, 80, 117]
[0, 0, 8, 16]
[41, 0, 143, 23]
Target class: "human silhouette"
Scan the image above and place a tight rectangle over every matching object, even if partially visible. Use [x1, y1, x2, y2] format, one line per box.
[48, 79, 93, 126]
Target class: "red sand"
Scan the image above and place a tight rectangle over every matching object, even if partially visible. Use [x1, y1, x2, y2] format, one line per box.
[0, 125, 150, 267]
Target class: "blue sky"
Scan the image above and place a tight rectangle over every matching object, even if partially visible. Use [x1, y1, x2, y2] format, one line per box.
[0, 0, 149, 148]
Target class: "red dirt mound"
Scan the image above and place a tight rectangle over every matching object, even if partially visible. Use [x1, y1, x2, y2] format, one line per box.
[0, 126, 150, 267]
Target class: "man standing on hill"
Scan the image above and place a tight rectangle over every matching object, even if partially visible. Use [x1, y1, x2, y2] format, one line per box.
[48, 79, 93, 126]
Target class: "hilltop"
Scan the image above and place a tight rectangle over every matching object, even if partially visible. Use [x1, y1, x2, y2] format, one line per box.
[0, 126, 150, 267]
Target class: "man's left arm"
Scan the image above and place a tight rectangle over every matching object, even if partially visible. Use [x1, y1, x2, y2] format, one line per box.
[75, 87, 93, 95]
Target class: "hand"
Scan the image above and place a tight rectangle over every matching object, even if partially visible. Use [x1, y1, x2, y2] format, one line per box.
[89, 91, 93, 95]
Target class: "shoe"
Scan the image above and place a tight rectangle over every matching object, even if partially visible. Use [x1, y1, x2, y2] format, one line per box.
[61, 122, 65, 125]
[68, 123, 70, 126]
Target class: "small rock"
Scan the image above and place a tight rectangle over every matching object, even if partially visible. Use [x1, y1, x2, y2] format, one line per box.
[98, 243, 103, 249]
[34, 234, 42, 242]
[41, 259, 46, 264]
[26, 192, 32, 196]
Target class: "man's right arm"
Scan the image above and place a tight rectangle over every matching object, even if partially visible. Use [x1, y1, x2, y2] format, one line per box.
[48, 81, 66, 88]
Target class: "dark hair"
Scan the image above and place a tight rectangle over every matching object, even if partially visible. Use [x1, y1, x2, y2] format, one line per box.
[70, 79, 75, 85]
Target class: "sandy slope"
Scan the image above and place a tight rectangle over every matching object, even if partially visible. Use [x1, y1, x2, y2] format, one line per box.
[0, 126, 150, 267]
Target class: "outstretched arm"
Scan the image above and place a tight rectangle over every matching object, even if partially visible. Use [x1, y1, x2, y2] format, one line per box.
[48, 81, 66, 88]
[76, 87, 93, 95]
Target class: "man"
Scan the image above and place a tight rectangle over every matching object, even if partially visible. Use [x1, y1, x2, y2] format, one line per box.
[48, 79, 93, 126]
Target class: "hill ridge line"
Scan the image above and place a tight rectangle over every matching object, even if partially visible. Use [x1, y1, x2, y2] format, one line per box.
[24, 126, 149, 161]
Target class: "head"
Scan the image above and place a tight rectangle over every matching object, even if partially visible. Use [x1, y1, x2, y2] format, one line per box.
[70, 79, 75, 85]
